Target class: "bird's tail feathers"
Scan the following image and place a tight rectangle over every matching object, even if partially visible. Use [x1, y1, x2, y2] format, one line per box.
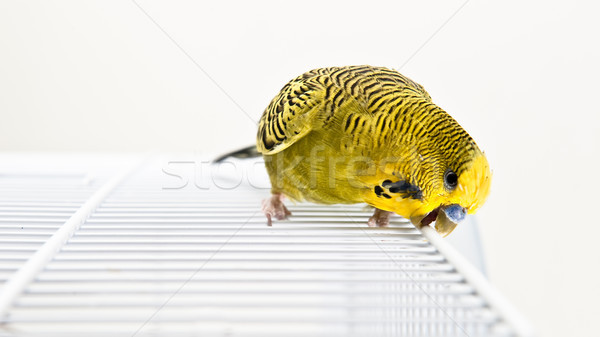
[213, 145, 261, 163]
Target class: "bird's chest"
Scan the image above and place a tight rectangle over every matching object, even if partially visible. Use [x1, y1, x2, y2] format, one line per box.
[263, 135, 383, 205]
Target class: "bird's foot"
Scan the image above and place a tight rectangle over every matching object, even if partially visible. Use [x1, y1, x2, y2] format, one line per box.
[368, 208, 391, 227]
[261, 193, 291, 226]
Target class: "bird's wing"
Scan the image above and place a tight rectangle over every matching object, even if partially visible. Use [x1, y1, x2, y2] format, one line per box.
[257, 65, 432, 155]
[257, 70, 329, 155]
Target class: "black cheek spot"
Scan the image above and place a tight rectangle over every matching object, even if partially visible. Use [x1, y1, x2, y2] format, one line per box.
[382, 180, 393, 188]
[374, 186, 383, 196]
[382, 193, 392, 199]
[389, 182, 409, 193]
[386, 180, 424, 200]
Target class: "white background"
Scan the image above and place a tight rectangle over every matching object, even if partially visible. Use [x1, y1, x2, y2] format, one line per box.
[1, 1, 599, 336]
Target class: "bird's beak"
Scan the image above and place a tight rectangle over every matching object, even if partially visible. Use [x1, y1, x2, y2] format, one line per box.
[435, 204, 466, 237]
[410, 204, 467, 237]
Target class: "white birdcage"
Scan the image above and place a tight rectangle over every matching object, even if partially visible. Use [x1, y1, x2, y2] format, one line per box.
[0, 154, 533, 337]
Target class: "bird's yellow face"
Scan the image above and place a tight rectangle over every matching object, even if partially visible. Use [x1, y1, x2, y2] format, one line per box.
[363, 151, 491, 236]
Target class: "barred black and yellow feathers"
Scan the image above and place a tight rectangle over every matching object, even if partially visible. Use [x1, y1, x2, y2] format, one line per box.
[259, 66, 430, 152]
[255, 65, 491, 236]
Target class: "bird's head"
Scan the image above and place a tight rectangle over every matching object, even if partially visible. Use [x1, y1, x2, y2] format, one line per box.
[362, 149, 491, 237]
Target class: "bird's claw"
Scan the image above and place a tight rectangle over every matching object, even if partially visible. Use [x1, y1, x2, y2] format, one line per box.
[262, 194, 291, 226]
[368, 208, 391, 227]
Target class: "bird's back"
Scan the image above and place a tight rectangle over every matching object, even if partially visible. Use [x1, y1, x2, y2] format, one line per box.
[257, 65, 433, 154]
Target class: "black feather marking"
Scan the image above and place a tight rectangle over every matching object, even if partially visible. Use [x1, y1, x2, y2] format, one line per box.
[374, 185, 383, 196]
[375, 114, 384, 129]
[345, 115, 353, 130]
[263, 132, 274, 150]
[373, 96, 393, 112]
[385, 180, 423, 200]
[369, 94, 386, 110]
[324, 81, 332, 99]
[275, 116, 286, 137]
[348, 77, 361, 96]
[347, 116, 361, 134]
[380, 117, 388, 133]
[332, 89, 343, 104]
[351, 67, 373, 76]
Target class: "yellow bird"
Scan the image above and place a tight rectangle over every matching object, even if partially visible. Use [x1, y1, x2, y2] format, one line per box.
[222, 65, 491, 236]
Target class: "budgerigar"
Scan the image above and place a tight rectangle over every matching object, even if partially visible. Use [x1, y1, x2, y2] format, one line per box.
[220, 65, 491, 237]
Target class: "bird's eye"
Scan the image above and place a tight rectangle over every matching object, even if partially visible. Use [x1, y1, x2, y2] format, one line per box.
[444, 169, 458, 191]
